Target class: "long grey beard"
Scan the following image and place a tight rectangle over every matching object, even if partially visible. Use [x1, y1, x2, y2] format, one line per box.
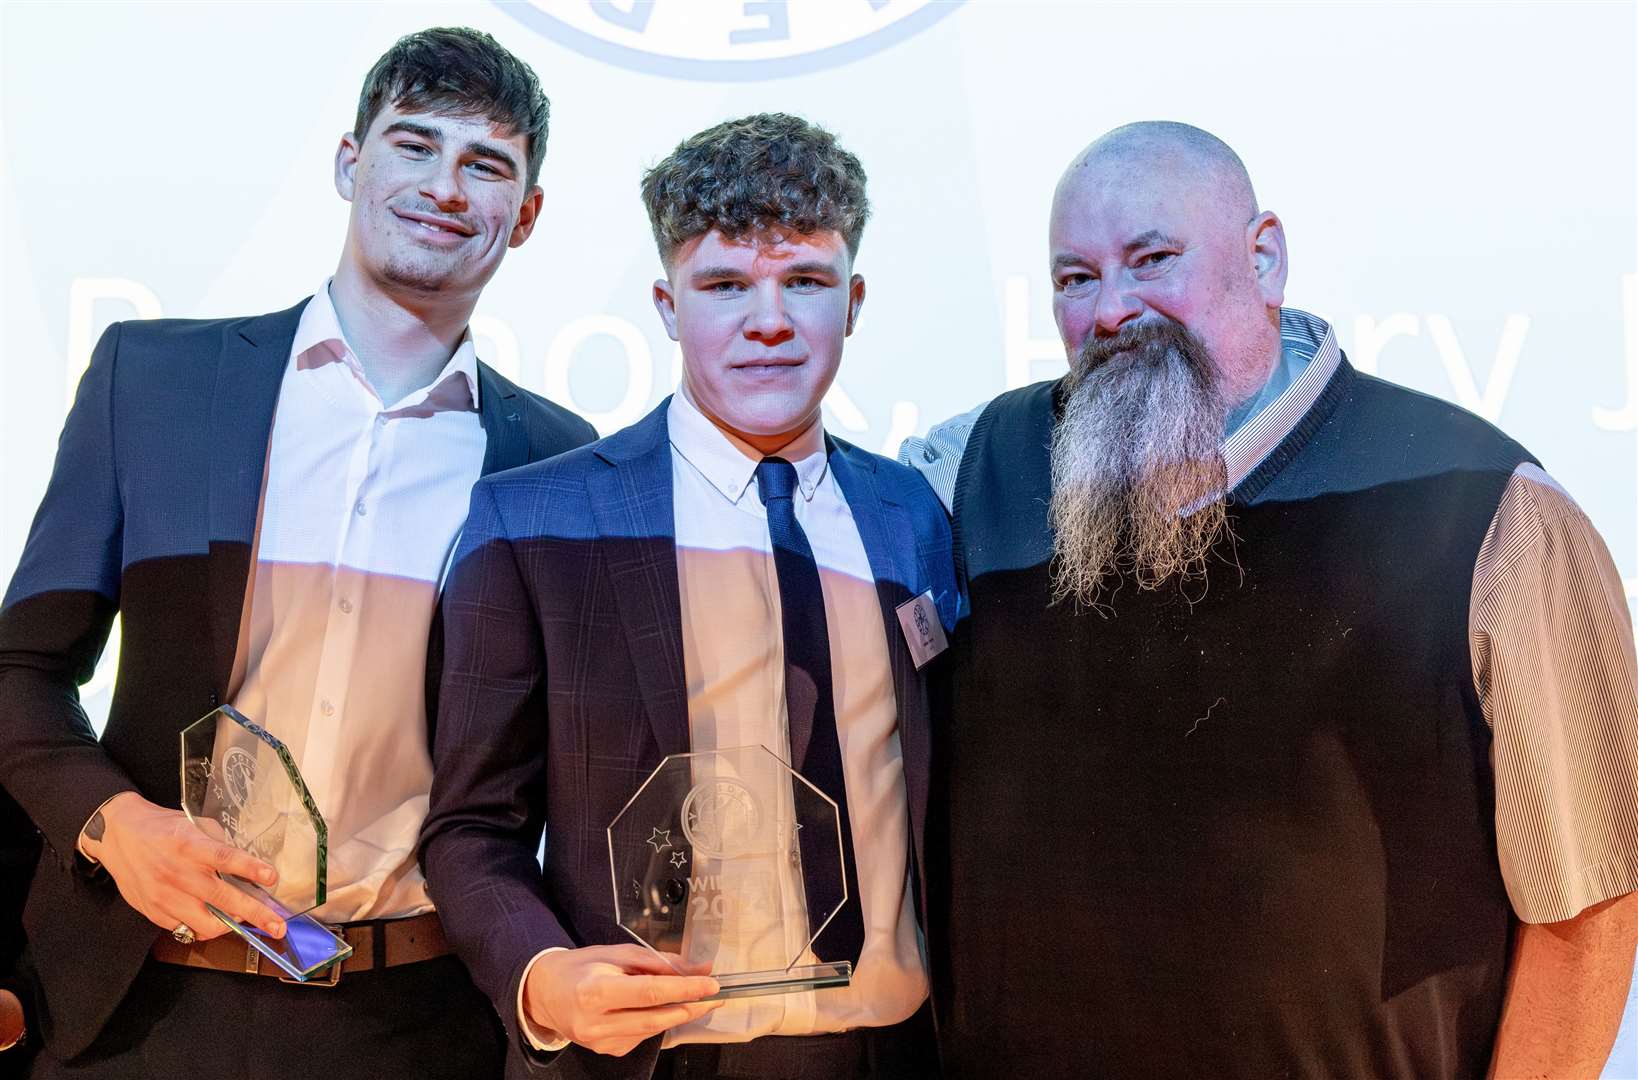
[1048, 319, 1231, 607]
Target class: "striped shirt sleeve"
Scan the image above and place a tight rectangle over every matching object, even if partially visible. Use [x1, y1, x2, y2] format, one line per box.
[1472, 462, 1638, 923]
[897, 401, 988, 514]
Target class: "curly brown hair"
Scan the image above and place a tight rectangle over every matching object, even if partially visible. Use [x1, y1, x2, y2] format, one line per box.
[641, 113, 870, 266]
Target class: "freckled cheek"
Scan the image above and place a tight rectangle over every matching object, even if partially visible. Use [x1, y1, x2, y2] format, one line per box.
[475, 195, 519, 237]
[363, 175, 404, 217]
[359, 160, 396, 195]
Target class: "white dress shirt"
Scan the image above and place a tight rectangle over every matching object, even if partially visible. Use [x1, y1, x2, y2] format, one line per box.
[522, 390, 928, 1050]
[227, 282, 487, 922]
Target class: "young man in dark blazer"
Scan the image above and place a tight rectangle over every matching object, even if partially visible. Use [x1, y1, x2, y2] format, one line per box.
[422, 113, 954, 1079]
[0, 28, 594, 1078]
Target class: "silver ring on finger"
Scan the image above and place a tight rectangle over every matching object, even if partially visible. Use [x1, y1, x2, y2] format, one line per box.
[171, 923, 196, 946]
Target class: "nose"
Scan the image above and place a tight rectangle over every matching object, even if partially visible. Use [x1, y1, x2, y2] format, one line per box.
[1091, 282, 1143, 337]
[744, 283, 794, 343]
[419, 161, 467, 212]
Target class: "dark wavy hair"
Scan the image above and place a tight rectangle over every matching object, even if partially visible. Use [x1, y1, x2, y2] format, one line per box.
[355, 27, 551, 188]
[641, 113, 870, 265]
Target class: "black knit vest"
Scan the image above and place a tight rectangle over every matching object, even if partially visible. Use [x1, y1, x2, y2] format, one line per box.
[933, 360, 1536, 1079]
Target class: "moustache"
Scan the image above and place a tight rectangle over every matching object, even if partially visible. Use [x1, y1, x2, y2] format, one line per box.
[1076, 319, 1213, 383]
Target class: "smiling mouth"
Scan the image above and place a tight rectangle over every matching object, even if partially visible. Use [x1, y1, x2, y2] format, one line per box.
[393, 210, 474, 238]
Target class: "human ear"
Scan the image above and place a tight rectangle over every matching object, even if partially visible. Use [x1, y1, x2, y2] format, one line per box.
[652, 277, 680, 342]
[334, 132, 361, 202]
[845, 274, 866, 336]
[1247, 211, 1287, 309]
[509, 186, 544, 248]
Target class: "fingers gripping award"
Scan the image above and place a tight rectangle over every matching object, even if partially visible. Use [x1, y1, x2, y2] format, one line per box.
[179, 706, 353, 981]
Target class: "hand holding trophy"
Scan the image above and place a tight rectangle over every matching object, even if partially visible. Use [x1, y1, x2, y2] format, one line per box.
[179, 705, 353, 981]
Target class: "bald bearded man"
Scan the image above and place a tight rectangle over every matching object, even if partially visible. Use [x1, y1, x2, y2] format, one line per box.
[904, 122, 1638, 1079]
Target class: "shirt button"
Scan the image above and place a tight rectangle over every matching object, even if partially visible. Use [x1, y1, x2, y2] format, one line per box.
[354, 500, 367, 517]
[338, 598, 353, 614]
[319, 700, 335, 717]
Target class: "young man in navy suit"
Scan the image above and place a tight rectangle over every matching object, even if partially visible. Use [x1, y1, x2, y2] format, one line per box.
[0, 28, 594, 1078]
[422, 113, 953, 1079]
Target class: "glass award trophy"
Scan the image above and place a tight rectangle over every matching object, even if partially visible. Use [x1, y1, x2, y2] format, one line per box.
[608, 744, 852, 999]
[179, 705, 353, 981]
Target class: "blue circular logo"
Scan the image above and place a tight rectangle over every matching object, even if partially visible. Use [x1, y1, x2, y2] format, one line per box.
[495, 1, 965, 81]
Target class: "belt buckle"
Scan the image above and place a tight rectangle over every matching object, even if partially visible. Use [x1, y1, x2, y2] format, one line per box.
[278, 959, 344, 988]
[275, 924, 347, 988]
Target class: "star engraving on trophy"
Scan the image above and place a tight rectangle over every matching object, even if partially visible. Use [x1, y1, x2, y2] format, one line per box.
[670, 850, 688, 869]
[647, 827, 673, 852]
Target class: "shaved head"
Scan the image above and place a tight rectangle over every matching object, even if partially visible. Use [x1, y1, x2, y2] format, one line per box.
[1061, 121, 1258, 224]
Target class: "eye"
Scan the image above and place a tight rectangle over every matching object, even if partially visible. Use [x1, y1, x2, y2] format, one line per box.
[705, 280, 746, 294]
[787, 276, 827, 290]
[1136, 250, 1175, 268]
[1055, 271, 1094, 291]
[397, 141, 432, 158]
[465, 160, 503, 178]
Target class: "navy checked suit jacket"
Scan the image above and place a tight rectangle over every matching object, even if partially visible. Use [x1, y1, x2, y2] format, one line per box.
[420, 398, 957, 1078]
[0, 299, 597, 1060]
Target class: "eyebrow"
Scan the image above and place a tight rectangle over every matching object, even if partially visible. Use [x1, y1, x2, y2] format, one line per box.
[1123, 229, 1183, 254]
[1051, 231, 1185, 272]
[687, 260, 842, 286]
[782, 261, 842, 278]
[380, 120, 520, 176]
[689, 265, 748, 285]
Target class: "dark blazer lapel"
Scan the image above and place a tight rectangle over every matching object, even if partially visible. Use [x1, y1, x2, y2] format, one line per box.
[587, 400, 690, 758]
[205, 299, 307, 698]
[477, 362, 528, 476]
[827, 442, 930, 849]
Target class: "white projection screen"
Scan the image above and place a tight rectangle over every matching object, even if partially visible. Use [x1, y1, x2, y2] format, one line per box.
[2, 0, 1636, 1069]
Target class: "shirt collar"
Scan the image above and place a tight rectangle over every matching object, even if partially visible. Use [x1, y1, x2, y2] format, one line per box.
[667, 389, 829, 506]
[1220, 307, 1341, 490]
[290, 281, 481, 413]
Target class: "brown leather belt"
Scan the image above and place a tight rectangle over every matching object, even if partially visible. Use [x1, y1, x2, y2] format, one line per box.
[150, 910, 450, 987]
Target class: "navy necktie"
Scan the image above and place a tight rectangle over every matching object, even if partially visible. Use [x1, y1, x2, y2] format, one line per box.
[755, 456, 865, 966]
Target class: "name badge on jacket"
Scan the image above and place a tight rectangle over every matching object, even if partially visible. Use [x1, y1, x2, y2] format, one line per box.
[895, 590, 949, 669]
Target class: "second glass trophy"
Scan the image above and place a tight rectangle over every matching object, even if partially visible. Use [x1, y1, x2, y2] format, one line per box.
[608, 744, 853, 998]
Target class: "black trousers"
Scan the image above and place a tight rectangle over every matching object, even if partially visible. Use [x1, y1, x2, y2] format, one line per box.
[651, 1002, 939, 1080]
[28, 954, 503, 1080]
